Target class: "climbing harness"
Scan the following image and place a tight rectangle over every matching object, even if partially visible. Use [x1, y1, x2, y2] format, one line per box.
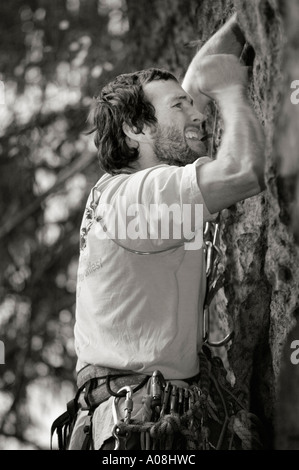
[50, 369, 150, 450]
[50, 346, 263, 450]
[105, 349, 263, 451]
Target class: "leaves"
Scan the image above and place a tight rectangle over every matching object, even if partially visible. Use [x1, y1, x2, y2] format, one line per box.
[0, 0, 129, 449]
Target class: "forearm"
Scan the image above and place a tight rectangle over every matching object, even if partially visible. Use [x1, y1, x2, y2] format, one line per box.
[196, 88, 265, 213]
[216, 87, 265, 187]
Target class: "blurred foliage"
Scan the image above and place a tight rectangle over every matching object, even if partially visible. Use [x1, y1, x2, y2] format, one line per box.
[0, 0, 131, 449]
[0, 0, 219, 450]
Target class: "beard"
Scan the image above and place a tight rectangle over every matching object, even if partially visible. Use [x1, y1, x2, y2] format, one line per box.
[153, 124, 207, 166]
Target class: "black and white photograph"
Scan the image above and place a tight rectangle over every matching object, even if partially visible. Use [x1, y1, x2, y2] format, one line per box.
[0, 0, 298, 455]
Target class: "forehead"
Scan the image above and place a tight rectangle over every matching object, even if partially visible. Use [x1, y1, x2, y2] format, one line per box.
[143, 79, 189, 107]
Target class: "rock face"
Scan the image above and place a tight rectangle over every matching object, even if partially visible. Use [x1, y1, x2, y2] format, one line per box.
[126, 0, 299, 449]
[224, 0, 299, 450]
[271, 0, 299, 449]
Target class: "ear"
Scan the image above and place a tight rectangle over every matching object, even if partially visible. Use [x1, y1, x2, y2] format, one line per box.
[122, 122, 154, 144]
[122, 122, 142, 139]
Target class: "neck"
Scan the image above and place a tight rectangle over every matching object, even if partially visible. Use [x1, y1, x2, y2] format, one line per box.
[135, 144, 160, 171]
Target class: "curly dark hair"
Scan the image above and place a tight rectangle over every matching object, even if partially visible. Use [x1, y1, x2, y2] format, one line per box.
[87, 68, 178, 175]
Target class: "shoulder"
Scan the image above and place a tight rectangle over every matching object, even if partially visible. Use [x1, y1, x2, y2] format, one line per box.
[93, 157, 214, 208]
[98, 157, 211, 187]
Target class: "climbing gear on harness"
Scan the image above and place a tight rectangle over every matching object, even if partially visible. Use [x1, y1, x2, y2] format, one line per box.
[50, 385, 84, 450]
[149, 370, 165, 421]
[106, 350, 263, 451]
[203, 218, 234, 347]
[160, 381, 171, 418]
[50, 367, 149, 450]
[106, 373, 149, 398]
[112, 386, 134, 450]
[51, 348, 263, 450]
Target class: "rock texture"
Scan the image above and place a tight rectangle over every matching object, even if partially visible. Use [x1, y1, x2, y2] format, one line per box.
[125, 0, 299, 449]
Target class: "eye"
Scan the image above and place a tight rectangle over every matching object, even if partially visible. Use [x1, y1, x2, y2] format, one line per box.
[172, 102, 182, 109]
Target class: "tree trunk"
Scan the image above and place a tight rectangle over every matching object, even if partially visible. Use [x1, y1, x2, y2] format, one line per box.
[125, 0, 299, 449]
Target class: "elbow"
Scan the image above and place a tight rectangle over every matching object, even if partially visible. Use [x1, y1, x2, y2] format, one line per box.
[255, 168, 266, 193]
[240, 162, 266, 197]
[251, 151, 266, 193]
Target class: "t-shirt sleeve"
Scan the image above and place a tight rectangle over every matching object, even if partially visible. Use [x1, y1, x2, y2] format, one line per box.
[96, 157, 218, 252]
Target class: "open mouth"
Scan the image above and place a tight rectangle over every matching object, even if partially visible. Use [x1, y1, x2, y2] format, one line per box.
[185, 129, 202, 141]
[184, 123, 211, 143]
[185, 128, 212, 143]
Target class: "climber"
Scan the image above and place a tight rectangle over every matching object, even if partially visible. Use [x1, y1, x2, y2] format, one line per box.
[52, 13, 265, 450]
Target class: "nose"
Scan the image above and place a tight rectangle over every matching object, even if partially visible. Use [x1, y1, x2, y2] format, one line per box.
[188, 107, 207, 132]
[190, 108, 206, 125]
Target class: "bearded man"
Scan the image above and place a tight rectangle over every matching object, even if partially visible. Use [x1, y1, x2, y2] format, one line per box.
[62, 13, 265, 450]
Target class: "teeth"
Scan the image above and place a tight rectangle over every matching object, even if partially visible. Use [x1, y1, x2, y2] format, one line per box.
[185, 131, 199, 139]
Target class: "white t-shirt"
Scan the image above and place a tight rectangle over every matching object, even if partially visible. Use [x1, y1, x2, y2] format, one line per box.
[74, 156, 217, 380]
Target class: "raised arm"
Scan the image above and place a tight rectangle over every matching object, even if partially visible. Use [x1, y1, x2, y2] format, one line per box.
[193, 54, 265, 213]
[182, 16, 265, 213]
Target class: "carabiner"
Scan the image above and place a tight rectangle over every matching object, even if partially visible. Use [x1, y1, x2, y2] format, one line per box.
[118, 385, 134, 424]
[112, 423, 131, 451]
[204, 222, 210, 237]
[203, 307, 234, 348]
[160, 382, 171, 418]
[150, 370, 165, 405]
[112, 396, 123, 450]
[111, 386, 133, 450]
[205, 240, 214, 277]
[170, 385, 178, 415]
[212, 222, 220, 246]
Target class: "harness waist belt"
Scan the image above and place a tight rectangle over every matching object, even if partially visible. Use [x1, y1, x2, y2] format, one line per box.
[77, 364, 144, 388]
[78, 374, 147, 409]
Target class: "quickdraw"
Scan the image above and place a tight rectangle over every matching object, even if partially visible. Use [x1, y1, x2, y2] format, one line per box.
[203, 219, 234, 347]
[109, 356, 264, 451]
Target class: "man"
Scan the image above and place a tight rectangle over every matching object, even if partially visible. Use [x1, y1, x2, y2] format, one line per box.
[65, 13, 265, 450]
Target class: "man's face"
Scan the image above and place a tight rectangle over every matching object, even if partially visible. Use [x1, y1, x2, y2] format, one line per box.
[143, 79, 208, 166]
